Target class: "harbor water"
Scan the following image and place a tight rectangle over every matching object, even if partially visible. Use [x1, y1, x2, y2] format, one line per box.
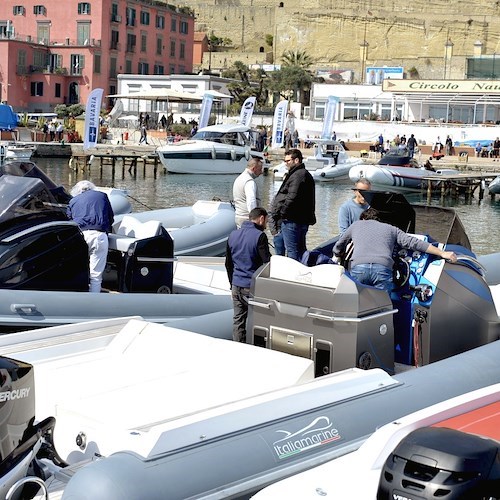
[37, 157, 500, 256]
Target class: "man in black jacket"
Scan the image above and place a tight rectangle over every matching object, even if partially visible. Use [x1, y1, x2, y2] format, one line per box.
[271, 148, 316, 261]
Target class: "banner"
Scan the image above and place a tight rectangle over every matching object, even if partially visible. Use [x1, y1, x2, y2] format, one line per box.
[239, 96, 256, 127]
[198, 92, 214, 129]
[321, 95, 339, 140]
[271, 100, 288, 149]
[83, 88, 104, 150]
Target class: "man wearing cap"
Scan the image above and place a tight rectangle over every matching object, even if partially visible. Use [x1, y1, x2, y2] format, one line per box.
[338, 178, 371, 234]
[67, 181, 114, 293]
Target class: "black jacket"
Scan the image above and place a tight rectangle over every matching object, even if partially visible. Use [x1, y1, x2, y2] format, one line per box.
[272, 163, 316, 225]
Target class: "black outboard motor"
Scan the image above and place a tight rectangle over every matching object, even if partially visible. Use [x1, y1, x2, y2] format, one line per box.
[377, 427, 500, 499]
[0, 176, 89, 291]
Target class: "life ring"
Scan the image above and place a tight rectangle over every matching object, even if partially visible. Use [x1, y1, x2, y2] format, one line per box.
[211, 146, 216, 160]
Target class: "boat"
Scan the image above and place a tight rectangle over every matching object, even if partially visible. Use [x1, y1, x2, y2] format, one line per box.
[2, 142, 36, 160]
[488, 174, 500, 194]
[157, 123, 265, 174]
[252, 383, 500, 499]
[113, 199, 236, 257]
[272, 139, 363, 181]
[1, 322, 499, 500]
[0, 174, 232, 331]
[349, 147, 458, 191]
[248, 191, 500, 375]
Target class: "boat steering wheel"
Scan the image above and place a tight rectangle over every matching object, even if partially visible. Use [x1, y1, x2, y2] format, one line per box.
[393, 257, 410, 289]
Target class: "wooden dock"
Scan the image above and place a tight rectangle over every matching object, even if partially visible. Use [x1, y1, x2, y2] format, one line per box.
[70, 149, 161, 179]
[421, 172, 498, 200]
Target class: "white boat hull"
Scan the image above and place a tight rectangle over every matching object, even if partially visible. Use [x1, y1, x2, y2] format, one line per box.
[349, 164, 458, 191]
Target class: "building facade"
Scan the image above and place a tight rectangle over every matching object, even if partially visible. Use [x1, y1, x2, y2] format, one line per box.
[0, 0, 194, 112]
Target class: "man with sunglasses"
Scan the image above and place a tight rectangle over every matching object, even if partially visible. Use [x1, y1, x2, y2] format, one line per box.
[271, 148, 316, 261]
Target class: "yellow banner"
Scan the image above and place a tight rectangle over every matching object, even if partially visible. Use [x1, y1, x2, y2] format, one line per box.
[382, 79, 500, 93]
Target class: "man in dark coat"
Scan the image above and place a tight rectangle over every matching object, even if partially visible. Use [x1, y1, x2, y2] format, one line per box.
[225, 207, 271, 342]
[271, 148, 316, 261]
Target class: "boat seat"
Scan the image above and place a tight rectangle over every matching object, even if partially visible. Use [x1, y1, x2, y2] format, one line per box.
[108, 215, 163, 252]
[192, 200, 219, 219]
[268, 255, 345, 289]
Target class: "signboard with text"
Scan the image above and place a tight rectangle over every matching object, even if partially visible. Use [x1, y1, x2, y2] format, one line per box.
[365, 67, 404, 84]
[382, 79, 500, 93]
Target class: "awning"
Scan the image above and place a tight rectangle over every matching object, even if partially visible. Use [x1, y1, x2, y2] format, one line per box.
[107, 88, 204, 103]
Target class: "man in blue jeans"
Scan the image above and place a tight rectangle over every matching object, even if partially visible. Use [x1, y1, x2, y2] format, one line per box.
[333, 208, 457, 292]
[225, 207, 271, 342]
[271, 148, 316, 261]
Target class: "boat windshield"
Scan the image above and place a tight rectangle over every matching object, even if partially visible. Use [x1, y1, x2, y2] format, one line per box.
[0, 175, 62, 225]
[192, 130, 249, 147]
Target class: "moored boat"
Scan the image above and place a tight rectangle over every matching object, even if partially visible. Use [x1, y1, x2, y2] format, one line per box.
[488, 174, 500, 194]
[157, 123, 265, 174]
[349, 148, 458, 191]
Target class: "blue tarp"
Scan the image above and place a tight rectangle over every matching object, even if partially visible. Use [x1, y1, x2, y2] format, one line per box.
[0, 104, 19, 130]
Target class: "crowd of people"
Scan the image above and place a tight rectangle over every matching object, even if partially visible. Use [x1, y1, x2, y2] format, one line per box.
[226, 152, 457, 342]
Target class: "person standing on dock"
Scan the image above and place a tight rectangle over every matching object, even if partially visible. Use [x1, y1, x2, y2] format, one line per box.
[225, 207, 271, 342]
[407, 134, 417, 158]
[67, 181, 114, 293]
[139, 124, 149, 145]
[233, 158, 264, 228]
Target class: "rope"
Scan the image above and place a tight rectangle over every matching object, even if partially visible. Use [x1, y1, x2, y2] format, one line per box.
[126, 194, 154, 210]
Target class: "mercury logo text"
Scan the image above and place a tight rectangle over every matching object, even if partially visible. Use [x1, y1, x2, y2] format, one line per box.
[0, 388, 30, 402]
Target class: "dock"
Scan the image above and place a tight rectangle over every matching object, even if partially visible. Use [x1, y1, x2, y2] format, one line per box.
[421, 172, 498, 199]
[69, 146, 161, 179]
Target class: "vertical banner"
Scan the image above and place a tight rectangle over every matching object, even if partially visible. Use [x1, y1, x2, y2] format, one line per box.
[198, 92, 214, 129]
[271, 100, 288, 149]
[239, 96, 256, 127]
[321, 95, 339, 140]
[83, 88, 104, 150]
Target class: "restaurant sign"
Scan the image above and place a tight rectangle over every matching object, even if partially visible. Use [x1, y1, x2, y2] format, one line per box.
[383, 79, 500, 94]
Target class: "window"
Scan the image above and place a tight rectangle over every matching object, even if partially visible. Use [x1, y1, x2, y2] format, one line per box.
[126, 7, 136, 26]
[37, 23, 50, 44]
[170, 40, 175, 57]
[70, 54, 85, 75]
[94, 54, 101, 73]
[110, 30, 119, 50]
[180, 42, 185, 59]
[77, 22, 91, 45]
[34, 5, 46, 15]
[125, 59, 132, 73]
[33, 50, 46, 70]
[141, 33, 147, 52]
[178, 65, 185, 74]
[154, 64, 164, 75]
[126, 33, 136, 52]
[55, 83, 61, 98]
[140, 11, 150, 25]
[77, 2, 91, 15]
[138, 62, 149, 75]
[17, 49, 27, 74]
[171, 18, 176, 32]
[13, 6, 25, 15]
[31, 81, 44, 96]
[111, 3, 121, 22]
[110, 57, 117, 78]
[180, 21, 188, 34]
[156, 15, 165, 29]
[169, 64, 176, 74]
[156, 37, 162, 55]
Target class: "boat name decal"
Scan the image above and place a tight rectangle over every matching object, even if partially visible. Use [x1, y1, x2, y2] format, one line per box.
[272, 416, 341, 460]
[0, 387, 30, 402]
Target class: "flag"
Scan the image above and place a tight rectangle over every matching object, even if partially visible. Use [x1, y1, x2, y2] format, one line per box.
[239, 96, 256, 127]
[198, 92, 214, 129]
[83, 88, 104, 150]
[321, 96, 339, 140]
[271, 100, 288, 149]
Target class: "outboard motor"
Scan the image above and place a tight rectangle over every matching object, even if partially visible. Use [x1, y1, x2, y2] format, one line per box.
[0, 176, 89, 291]
[377, 427, 500, 499]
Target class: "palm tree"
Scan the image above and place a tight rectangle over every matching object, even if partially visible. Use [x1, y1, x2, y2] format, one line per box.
[281, 50, 314, 70]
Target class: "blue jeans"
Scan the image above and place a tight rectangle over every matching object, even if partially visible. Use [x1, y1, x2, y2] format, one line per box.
[281, 220, 309, 261]
[273, 232, 286, 256]
[350, 264, 394, 292]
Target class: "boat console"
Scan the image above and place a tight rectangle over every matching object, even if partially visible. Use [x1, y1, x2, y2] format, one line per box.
[248, 192, 500, 375]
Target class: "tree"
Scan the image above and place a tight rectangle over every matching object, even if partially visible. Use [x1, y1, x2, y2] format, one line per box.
[268, 65, 314, 105]
[281, 49, 314, 70]
[222, 61, 269, 108]
[265, 34, 273, 48]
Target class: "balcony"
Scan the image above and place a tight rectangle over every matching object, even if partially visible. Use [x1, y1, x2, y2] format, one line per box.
[111, 14, 122, 23]
[110, 42, 121, 51]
